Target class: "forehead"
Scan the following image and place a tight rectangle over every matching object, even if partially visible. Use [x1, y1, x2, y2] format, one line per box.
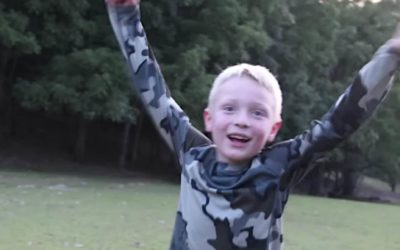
[214, 76, 276, 106]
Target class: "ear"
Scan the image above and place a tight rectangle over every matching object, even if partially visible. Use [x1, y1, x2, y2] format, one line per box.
[267, 121, 282, 142]
[203, 108, 213, 132]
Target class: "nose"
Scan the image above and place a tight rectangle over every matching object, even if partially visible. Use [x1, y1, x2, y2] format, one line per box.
[234, 111, 250, 128]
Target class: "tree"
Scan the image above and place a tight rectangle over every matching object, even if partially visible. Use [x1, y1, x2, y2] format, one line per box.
[365, 83, 400, 192]
[14, 48, 136, 161]
[137, 0, 280, 126]
[0, 0, 94, 135]
[0, 2, 40, 128]
[330, 0, 400, 194]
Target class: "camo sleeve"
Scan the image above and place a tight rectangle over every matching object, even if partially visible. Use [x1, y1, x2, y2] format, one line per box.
[107, 4, 210, 165]
[279, 41, 400, 189]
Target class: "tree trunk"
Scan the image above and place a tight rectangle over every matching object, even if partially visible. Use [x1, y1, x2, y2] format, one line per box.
[4, 54, 18, 136]
[308, 164, 325, 196]
[388, 176, 397, 193]
[118, 121, 132, 170]
[333, 169, 340, 194]
[74, 117, 88, 162]
[341, 167, 358, 196]
[390, 183, 396, 193]
[338, 145, 363, 197]
[131, 111, 143, 167]
[0, 48, 9, 109]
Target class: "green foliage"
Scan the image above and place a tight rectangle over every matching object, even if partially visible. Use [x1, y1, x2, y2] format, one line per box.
[140, 0, 276, 126]
[0, 3, 40, 54]
[3, 0, 136, 123]
[331, 0, 400, 186]
[2, 0, 400, 184]
[267, 0, 340, 137]
[14, 48, 136, 122]
[365, 84, 400, 188]
[22, 0, 92, 52]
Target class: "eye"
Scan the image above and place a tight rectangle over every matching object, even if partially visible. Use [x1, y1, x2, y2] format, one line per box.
[252, 109, 267, 118]
[222, 105, 235, 112]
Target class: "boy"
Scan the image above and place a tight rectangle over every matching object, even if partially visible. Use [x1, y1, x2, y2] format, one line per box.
[106, 0, 400, 249]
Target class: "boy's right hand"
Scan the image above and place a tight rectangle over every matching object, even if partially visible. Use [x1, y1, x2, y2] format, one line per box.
[106, 0, 140, 6]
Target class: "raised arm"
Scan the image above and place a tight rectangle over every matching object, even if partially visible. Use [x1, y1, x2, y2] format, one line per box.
[106, 0, 210, 165]
[278, 33, 400, 189]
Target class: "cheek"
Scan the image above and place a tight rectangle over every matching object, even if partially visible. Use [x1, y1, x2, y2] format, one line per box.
[206, 116, 227, 137]
[253, 123, 272, 142]
[213, 114, 230, 129]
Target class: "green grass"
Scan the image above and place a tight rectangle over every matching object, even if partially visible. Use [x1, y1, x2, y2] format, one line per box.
[285, 195, 400, 250]
[0, 169, 399, 250]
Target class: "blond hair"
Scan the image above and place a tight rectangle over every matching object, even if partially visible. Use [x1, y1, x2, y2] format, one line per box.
[208, 63, 282, 121]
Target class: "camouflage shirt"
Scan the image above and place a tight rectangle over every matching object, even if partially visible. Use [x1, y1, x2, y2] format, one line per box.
[107, 4, 399, 250]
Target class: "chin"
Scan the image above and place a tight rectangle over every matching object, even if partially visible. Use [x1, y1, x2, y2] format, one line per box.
[228, 155, 253, 165]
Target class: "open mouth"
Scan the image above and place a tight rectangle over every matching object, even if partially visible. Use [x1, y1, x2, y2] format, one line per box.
[227, 134, 251, 143]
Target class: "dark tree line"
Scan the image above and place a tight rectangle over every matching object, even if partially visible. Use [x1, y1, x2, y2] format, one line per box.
[1, 0, 399, 195]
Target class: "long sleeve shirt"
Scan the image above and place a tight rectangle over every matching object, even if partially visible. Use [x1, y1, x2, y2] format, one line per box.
[107, 4, 399, 250]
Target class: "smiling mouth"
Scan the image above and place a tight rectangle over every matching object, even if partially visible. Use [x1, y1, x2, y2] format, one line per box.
[227, 134, 251, 143]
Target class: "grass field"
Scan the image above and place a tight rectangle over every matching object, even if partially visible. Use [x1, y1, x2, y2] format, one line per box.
[0, 169, 399, 250]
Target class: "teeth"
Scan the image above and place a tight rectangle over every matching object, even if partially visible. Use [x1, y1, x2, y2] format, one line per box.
[229, 134, 250, 140]
[231, 135, 247, 139]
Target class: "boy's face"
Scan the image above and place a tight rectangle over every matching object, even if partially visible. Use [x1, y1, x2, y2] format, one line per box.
[203, 76, 282, 166]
